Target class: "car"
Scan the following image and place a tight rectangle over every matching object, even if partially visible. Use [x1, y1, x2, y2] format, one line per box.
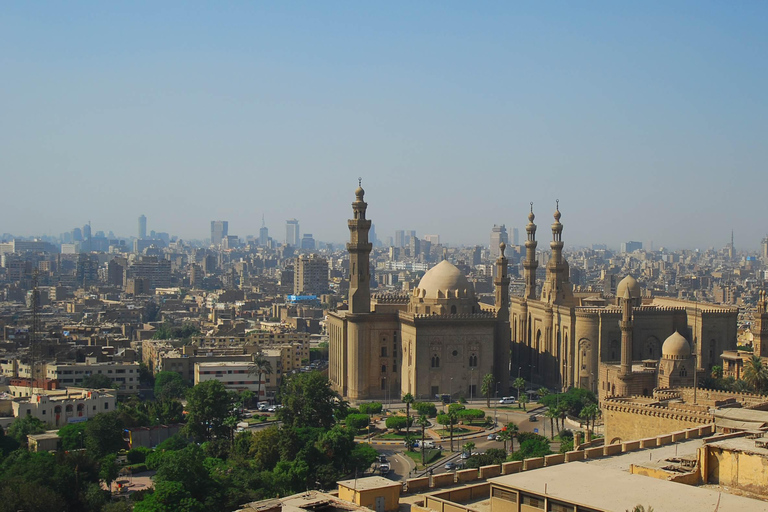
[487, 433, 497, 440]
[378, 455, 388, 463]
[498, 397, 516, 404]
[529, 414, 538, 422]
[257, 404, 269, 412]
[460, 452, 470, 459]
[379, 463, 390, 474]
[444, 461, 457, 470]
[422, 440, 435, 449]
[267, 405, 277, 412]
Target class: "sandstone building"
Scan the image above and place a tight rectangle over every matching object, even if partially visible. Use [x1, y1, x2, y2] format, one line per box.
[328, 184, 511, 401]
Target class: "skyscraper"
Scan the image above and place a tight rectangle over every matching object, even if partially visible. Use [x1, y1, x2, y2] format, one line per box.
[259, 215, 269, 246]
[512, 227, 519, 246]
[490, 224, 508, 258]
[286, 219, 300, 246]
[394, 230, 405, 248]
[138, 215, 147, 239]
[211, 220, 229, 246]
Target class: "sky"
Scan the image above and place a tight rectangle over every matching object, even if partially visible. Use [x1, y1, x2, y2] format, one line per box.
[1, 2, 767, 250]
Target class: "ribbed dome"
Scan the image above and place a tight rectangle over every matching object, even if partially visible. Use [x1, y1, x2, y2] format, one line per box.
[616, 275, 641, 299]
[662, 332, 691, 359]
[415, 260, 474, 300]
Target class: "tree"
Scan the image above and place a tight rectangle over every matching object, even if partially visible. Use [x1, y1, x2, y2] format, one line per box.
[438, 410, 459, 452]
[359, 402, 383, 415]
[345, 413, 370, 431]
[538, 387, 550, 398]
[404, 434, 417, 451]
[385, 416, 412, 431]
[134, 480, 204, 512]
[57, 422, 87, 451]
[99, 453, 121, 489]
[81, 373, 116, 389]
[184, 380, 234, 442]
[710, 365, 723, 380]
[248, 355, 273, 408]
[417, 414, 430, 462]
[513, 377, 526, 406]
[506, 422, 520, 455]
[496, 430, 511, 452]
[413, 402, 437, 417]
[8, 415, 47, 446]
[154, 371, 188, 401]
[402, 393, 415, 438]
[462, 441, 475, 456]
[277, 372, 346, 430]
[510, 432, 552, 461]
[481, 373, 495, 408]
[350, 443, 378, 474]
[85, 412, 125, 459]
[545, 408, 558, 440]
[743, 355, 768, 392]
[519, 393, 529, 411]
[458, 409, 485, 425]
[580, 404, 600, 436]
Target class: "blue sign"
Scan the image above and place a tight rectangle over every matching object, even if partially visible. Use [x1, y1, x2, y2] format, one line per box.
[534, 428, 538, 434]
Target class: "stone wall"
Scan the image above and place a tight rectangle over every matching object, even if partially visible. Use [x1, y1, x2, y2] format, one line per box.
[603, 399, 711, 444]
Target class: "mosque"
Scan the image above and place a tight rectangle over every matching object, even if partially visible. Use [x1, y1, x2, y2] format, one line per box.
[329, 183, 738, 402]
[328, 184, 511, 401]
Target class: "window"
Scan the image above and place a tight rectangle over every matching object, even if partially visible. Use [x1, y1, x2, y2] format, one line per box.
[491, 488, 516, 502]
[469, 354, 478, 367]
[105, 402, 109, 409]
[381, 365, 387, 374]
[521, 495, 544, 509]
[679, 366, 688, 377]
[431, 355, 440, 368]
[451, 305, 457, 314]
[452, 350, 458, 357]
[381, 346, 388, 357]
[381, 378, 386, 390]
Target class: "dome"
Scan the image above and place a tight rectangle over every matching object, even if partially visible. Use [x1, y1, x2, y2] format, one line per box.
[662, 332, 691, 359]
[616, 275, 641, 299]
[415, 260, 474, 300]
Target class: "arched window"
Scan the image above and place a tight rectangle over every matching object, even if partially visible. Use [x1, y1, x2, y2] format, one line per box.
[469, 354, 477, 367]
[431, 355, 440, 368]
[381, 346, 387, 357]
[451, 305, 457, 314]
[679, 366, 688, 377]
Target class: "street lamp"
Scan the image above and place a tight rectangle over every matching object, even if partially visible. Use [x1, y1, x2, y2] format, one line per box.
[450, 377, 453, 403]
[470, 367, 474, 403]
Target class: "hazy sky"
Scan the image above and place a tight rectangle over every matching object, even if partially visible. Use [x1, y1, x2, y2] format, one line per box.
[2, 2, 767, 250]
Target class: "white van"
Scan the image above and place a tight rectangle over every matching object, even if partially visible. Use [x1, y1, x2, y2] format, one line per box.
[422, 440, 435, 449]
[499, 397, 516, 404]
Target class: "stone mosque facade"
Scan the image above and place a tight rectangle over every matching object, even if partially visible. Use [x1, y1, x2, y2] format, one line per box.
[510, 205, 738, 399]
[328, 184, 511, 401]
[330, 184, 738, 402]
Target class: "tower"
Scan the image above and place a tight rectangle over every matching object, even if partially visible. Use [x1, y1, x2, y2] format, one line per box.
[754, 290, 768, 358]
[619, 287, 634, 381]
[138, 215, 147, 239]
[211, 220, 228, 246]
[285, 219, 300, 247]
[259, 215, 269, 246]
[347, 180, 372, 314]
[540, 201, 573, 305]
[494, 243, 511, 393]
[523, 203, 538, 300]
[490, 225, 509, 258]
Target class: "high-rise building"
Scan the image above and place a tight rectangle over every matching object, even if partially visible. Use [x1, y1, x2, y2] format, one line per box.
[138, 215, 147, 239]
[762, 236, 768, 262]
[512, 227, 519, 246]
[620, 241, 643, 253]
[211, 221, 228, 246]
[424, 234, 440, 245]
[294, 254, 328, 295]
[285, 219, 300, 247]
[394, 230, 405, 248]
[490, 224, 509, 258]
[259, 215, 269, 246]
[72, 227, 83, 242]
[301, 234, 316, 251]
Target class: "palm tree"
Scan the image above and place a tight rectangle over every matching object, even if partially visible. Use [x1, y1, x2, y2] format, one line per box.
[481, 373, 495, 408]
[544, 408, 558, 439]
[496, 430, 511, 453]
[418, 414, 430, 462]
[248, 354, 273, 408]
[402, 393, 415, 438]
[404, 434, 417, 452]
[580, 404, 600, 436]
[448, 410, 459, 452]
[519, 393, 529, 411]
[710, 365, 723, 379]
[462, 441, 475, 457]
[506, 422, 519, 455]
[743, 355, 768, 392]
[512, 377, 526, 407]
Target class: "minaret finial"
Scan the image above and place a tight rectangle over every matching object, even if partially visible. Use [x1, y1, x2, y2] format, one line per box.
[556, 199, 559, 211]
[530, 202, 533, 213]
[358, 177, 362, 187]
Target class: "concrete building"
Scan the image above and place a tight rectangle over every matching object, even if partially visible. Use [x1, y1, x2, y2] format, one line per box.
[211, 220, 229, 246]
[294, 254, 329, 295]
[329, 184, 511, 401]
[11, 389, 116, 427]
[490, 225, 509, 259]
[44, 361, 142, 394]
[194, 361, 263, 395]
[285, 219, 300, 247]
[138, 214, 147, 239]
[621, 240, 643, 253]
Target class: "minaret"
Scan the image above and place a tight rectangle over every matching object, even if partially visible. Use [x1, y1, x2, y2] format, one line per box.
[754, 290, 768, 358]
[494, 242, 511, 394]
[347, 179, 372, 314]
[619, 287, 634, 380]
[540, 201, 573, 305]
[495, 242, 510, 314]
[524, 203, 538, 300]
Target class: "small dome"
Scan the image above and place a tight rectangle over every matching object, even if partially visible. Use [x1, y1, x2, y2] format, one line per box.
[355, 186, 365, 199]
[616, 275, 641, 299]
[662, 332, 691, 359]
[499, 242, 506, 256]
[416, 260, 474, 300]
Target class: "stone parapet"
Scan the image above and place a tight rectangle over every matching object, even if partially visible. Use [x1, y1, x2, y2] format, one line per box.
[564, 450, 585, 462]
[431, 473, 455, 488]
[523, 457, 544, 470]
[584, 447, 603, 459]
[479, 465, 501, 479]
[406, 477, 430, 493]
[544, 454, 565, 466]
[501, 461, 522, 475]
[456, 468, 479, 483]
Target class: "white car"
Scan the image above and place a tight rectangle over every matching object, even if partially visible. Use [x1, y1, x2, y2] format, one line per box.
[498, 397, 516, 404]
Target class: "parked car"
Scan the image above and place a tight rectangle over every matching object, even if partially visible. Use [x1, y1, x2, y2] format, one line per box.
[460, 452, 470, 459]
[529, 414, 538, 422]
[498, 397, 516, 404]
[422, 440, 435, 449]
[487, 433, 497, 440]
[444, 461, 457, 470]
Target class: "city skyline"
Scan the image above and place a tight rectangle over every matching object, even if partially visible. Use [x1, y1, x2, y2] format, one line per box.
[2, 3, 767, 248]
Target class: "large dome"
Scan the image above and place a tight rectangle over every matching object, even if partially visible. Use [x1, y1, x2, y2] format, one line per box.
[616, 275, 641, 299]
[662, 332, 691, 359]
[415, 260, 474, 300]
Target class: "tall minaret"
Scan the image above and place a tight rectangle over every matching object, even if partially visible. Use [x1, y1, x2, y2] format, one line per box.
[347, 179, 372, 314]
[619, 287, 634, 380]
[494, 242, 511, 393]
[754, 290, 768, 358]
[524, 203, 538, 300]
[541, 201, 573, 305]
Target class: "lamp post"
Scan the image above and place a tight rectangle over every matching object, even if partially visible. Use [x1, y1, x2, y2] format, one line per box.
[494, 383, 499, 426]
[450, 377, 453, 403]
[470, 367, 474, 403]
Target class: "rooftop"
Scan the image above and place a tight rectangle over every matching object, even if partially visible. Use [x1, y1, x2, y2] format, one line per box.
[337, 476, 402, 491]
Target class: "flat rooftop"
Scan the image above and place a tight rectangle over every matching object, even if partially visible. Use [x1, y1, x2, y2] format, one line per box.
[337, 476, 402, 491]
[582, 438, 703, 471]
[489, 462, 762, 512]
[708, 436, 768, 457]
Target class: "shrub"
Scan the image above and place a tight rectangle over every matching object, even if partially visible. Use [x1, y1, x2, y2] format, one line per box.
[358, 402, 383, 415]
[385, 416, 413, 431]
[458, 409, 485, 424]
[127, 446, 151, 464]
[128, 463, 149, 474]
[345, 413, 370, 431]
[413, 402, 437, 417]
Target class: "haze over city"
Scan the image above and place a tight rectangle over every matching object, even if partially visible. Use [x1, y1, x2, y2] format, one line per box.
[2, 2, 767, 249]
